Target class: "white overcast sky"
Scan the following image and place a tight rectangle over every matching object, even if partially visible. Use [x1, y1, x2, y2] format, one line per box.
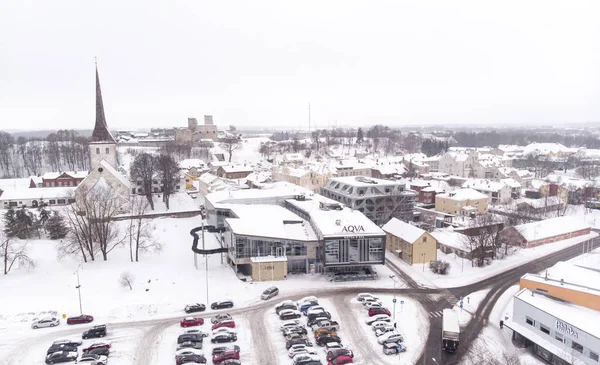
[1, 1, 599, 131]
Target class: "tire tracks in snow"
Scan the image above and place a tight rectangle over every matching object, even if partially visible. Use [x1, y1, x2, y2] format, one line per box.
[133, 319, 173, 365]
[249, 307, 277, 365]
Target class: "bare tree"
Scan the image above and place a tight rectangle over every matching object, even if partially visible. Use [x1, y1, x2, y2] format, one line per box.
[128, 197, 161, 262]
[460, 213, 504, 267]
[0, 232, 35, 275]
[311, 130, 321, 155]
[130, 152, 156, 210]
[220, 138, 242, 163]
[119, 271, 134, 290]
[576, 161, 600, 180]
[155, 154, 179, 210]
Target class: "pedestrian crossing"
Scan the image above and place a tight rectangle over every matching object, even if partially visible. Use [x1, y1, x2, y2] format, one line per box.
[428, 311, 443, 318]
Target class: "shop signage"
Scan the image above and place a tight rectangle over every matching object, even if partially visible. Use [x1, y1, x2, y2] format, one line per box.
[342, 225, 365, 233]
[263, 265, 274, 270]
[555, 320, 578, 338]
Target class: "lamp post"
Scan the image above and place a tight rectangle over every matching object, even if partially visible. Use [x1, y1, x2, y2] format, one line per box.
[74, 264, 83, 315]
[421, 253, 425, 272]
[389, 274, 397, 320]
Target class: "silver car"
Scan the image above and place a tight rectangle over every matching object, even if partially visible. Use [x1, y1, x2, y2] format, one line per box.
[32, 317, 60, 329]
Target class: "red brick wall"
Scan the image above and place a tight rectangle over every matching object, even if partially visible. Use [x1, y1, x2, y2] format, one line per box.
[525, 227, 591, 248]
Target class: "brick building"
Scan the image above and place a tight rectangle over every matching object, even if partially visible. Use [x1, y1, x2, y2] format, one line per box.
[499, 216, 591, 249]
[30, 171, 88, 188]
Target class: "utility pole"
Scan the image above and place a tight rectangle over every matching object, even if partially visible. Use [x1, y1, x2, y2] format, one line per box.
[390, 275, 397, 320]
[203, 224, 209, 304]
[75, 264, 83, 316]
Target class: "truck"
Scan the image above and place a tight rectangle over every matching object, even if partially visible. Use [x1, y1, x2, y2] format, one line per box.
[442, 309, 460, 352]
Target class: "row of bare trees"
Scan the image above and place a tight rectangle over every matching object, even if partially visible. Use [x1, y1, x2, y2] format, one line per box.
[130, 152, 180, 210]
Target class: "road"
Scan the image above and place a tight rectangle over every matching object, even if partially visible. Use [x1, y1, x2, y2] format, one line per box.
[4, 236, 596, 365]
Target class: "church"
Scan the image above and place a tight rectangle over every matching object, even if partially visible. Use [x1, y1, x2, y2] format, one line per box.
[75, 65, 131, 212]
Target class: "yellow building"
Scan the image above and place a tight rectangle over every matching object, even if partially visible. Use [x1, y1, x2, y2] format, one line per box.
[184, 173, 197, 189]
[271, 166, 334, 193]
[435, 188, 489, 216]
[382, 218, 437, 265]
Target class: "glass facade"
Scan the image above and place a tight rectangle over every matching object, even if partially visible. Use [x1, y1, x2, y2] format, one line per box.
[323, 236, 384, 265]
[230, 235, 310, 259]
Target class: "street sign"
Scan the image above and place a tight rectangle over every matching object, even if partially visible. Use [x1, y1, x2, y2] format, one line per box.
[393, 298, 397, 303]
[505, 316, 508, 320]
[460, 301, 464, 308]
[400, 300, 404, 304]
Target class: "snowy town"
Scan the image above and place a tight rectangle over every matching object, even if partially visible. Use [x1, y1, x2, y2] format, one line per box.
[2, 2, 600, 365]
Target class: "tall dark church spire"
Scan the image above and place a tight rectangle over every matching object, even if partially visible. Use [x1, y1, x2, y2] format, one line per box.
[91, 62, 116, 143]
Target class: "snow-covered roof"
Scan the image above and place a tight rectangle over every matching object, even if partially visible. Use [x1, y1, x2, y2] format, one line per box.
[522, 261, 600, 295]
[517, 196, 560, 209]
[500, 178, 521, 188]
[198, 173, 220, 185]
[99, 159, 131, 188]
[251, 256, 288, 263]
[516, 169, 534, 178]
[514, 216, 589, 241]
[515, 288, 600, 344]
[206, 182, 310, 208]
[178, 159, 206, 170]
[219, 165, 254, 173]
[371, 163, 407, 176]
[41, 171, 88, 179]
[522, 142, 571, 156]
[226, 205, 317, 241]
[462, 179, 508, 192]
[327, 176, 401, 187]
[0, 186, 75, 201]
[497, 145, 524, 153]
[382, 218, 425, 243]
[430, 229, 467, 251]
[437, 188, 488, 201]
[285, 195, 384, 238]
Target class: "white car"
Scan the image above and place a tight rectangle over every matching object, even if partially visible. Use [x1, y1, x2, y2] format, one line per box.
[365, 301, 383, 309]
[32, 317, 60, 329]
[288, 346, 318, 358]
[280, 320, 301, 332]
[365, 314, 391, 325]
[357, 293, 376, 301]
[184, 329, 209, 337]
[77, 354, 108, 365]
[306, 306, 326, 315]
[375, 326, 396, 337]
[378, 332, 404, 344]
[175, 348, 204, 357]
[372, 322, 395, 331]
[362, 297, 382, 306]
[53, 339, 82, 346]
[297, 296, 318, 305]
[323, 342, 345, 353]
[293, 353, 319, 365]
[212, 327, 236, 335]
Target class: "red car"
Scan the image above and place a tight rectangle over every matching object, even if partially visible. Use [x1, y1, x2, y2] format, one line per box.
[66, 314, 94, 325]
[180, 317, 204, 327]
[212, 350, 240, 364]
[328, 355, 354, 365]
[368, 307, 391, 317]
[83, 342, 111, 352]
[211, 320, 236, 331]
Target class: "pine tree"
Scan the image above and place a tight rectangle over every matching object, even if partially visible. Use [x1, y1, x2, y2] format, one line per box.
[356, 128, 364, 144]
[39, 207, 50, 228]
[3, 208, 18, 237]
[46, 212, 69, 240]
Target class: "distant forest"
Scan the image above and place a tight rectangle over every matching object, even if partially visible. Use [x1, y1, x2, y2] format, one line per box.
[452, 131, 600, 149]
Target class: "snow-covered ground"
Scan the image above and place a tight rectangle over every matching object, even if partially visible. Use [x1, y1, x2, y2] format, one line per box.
[451, 289, 491, 326]
[387, 232, 598, 288]
[563, 204, 600, 229]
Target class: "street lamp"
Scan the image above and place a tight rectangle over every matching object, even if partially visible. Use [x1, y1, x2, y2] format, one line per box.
[389, 274, 397, 320]
[74, 263, 83, 315]
[421, 253, 425, 272]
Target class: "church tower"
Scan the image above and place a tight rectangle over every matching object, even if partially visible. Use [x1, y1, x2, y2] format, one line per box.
[89, 63, 117, 170]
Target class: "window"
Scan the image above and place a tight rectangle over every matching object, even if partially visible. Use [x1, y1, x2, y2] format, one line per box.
[96, 147, 100, 154]
[571, 341, 583, 354]
[540, 324, 550, 335]
[423, 236, 427, 243]
[49, 200, 56, 204]
[590, 352, 599, 362]
[554, 333, 564, 343]
[105, 147, 109, 154]
[526, 317, 535, 326]
[57, 199, 66, 204]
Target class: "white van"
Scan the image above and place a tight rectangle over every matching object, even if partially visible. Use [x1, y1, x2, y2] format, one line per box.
[261, 286, 279, 300]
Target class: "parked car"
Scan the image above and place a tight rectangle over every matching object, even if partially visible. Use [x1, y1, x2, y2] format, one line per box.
[211, 300, 234, 310]
[302, 362, 324, 365]
[261, 286, 279, 300]
[212, 350, 240, 364]
[286, 338, 313, 350]
[213, 328, 237, 337]
[361, 297, 381, 306]
[211, 333, 237, 344]
[292, 353, 320, 365]
[285, 332, 309, 342]
[82, 325, 107, 339]
[323, 342, 344, 353]
[178, 334, 204, 344]
[284, 326, 308, 337]
[304, 306, 327, 316]
[280, 319, 301, 331]
[316, 335, 342, 347]
[45, 351, 77, 364]
[66, 315, 94, 325]
[52, 339, 82, 347]
[356, 293, 377, 302]
[326, 349, 354, 362]
[383, 342, 406, 355]
[377, 332, 404, 345]
[184, 303, 206, 313]
[371, 321, 394, 331]
[374, 326, 396, 337]
[307, 316, 330, 327]
[212, 320, 236, 330]
[211, 345, 240, 355]
[298, 301, 320, 314]
[297, 296, 318, 305]
[176, 353, 207, 364]
[276, 301, 298, 314]
[327, 355, 353, 365]
[365, 314, 390, 325]
[368, 307, 391, 317]
[181, 317, 204, 327]
[82, 343, 111, 353]
[279, 309, 302, 320]
[288, 344, 318, 358]
[84, 347, 110, 357]
[314, 328, 336, 339]
[211, 313, 232, 324]
[184, 329, 210, 337]
[47, 345, 78, 355]
[32, 317, 60, 329]
[175, 349, 204, 358]
[364, 302, 383, 310]
[311, 320, 340, 332]
[76, 354, 108, 365]
[307, 311, 331, 322]
[220, 361, 241, 365]
[177, 341, 203, 350]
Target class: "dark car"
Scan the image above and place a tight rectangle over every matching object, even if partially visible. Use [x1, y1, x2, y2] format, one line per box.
[178, 334, 204, 344]
[46, 344, 78, 355]
[326, 349, 354, 362]
[184, 303, 206, 314]
[177, 341, 203, 350]
[275, 301, 298, 315]
[307, 316, 330, 327]
[52, 340, 82, 347]
[212, 345, 241, 356]
[279, 310, 302, 320]
[176, 353, 207, 364]
[286, 338, 312, 350]
[303, 362, 324, 365]
[316, 335, 342, 346]
[45, 350, 77, 364]
[211, 300, 234, 310]
[66, 315, 94, 325]
[307, 312, 331, 322]
[211, 333, 237, 344]
[368, 307, 391, 317]
[82, 325, 107, 339]
[85, 347, 110, 357]
[82, 343, 111, 352]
